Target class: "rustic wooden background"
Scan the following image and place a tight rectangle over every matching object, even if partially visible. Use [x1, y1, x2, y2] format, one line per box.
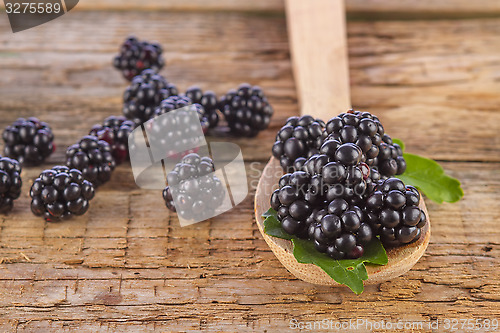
[0, 1, 499, 332]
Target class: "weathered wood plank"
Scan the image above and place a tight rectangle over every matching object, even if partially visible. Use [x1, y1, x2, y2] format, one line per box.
[1, 14, 500, 162]
[68, 0, 500, 18]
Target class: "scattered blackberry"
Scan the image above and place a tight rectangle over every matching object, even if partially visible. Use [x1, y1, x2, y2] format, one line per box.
[163, 153, 225, 221]
[272, 115, 327, 173]
[113, 36, 165, 81]
[89, 116, 135, 164]
[123, 69, 178, 126]
[219, 83, 273, 137]
[154, 95, 210, 133]
[325, 110, 405, 177]
[30, 166, 95, 222]
[0, 157, 22, 214]
[185, 86, 219, 128]
[66, 136, 116, 187]
[270, 143, 373, 259]
[364, 178, 427, 247]
[146, 98, 207, 160]
[2, 117, 54, 166]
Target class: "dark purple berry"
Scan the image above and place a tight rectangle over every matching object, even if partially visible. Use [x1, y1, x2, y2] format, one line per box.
[2, 118, 54, 166]
[113, 36, 165, 81]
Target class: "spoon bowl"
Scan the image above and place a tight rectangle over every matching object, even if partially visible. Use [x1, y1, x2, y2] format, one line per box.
[254, 157, 431, 286]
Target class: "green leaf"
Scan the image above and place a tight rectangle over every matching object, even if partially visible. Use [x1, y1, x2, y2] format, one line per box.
[263, 208, 293, 240]
[262, 209, 388, 294]
[391, 138, 463, 203]
[292, 238, 387, 294]
[397, 153, 463, 203]
[392, 138, 405, 151]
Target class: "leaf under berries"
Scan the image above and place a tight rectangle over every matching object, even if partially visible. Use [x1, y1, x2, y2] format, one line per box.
[398, 153, 463, 203]
[392, 138, 463, 203]
[262, 208, 293, 240]
[263, 208, 388, 294]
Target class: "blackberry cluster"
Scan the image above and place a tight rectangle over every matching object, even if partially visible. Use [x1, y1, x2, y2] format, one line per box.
[219, 83, 273, 137]
[185, 86, 219, 128]
[163, 153, 225, 221]
[123, 69, 178, 126]
[2, 117, 54, 165]
[272, 115, 327, 173]
[113, 36, 165, 81]
[154, 95, 210, 133]
[325, 110, 405, 177]
[30, 166, 95, 222]
[270, 143, 374, 259]
[0, 157, 22, 213]
[365, 178, 427, 246]
[66, 136, 116, 187]
[89, 116, 135, 164]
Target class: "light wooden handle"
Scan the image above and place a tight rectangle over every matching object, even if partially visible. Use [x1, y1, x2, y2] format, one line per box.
[285, 0, 351, 119]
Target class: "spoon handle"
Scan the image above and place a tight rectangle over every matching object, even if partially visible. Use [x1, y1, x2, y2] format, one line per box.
[285, 0, 352, 118]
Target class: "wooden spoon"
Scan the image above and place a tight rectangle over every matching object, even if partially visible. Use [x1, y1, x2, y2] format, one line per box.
[253, 0, 430, 286]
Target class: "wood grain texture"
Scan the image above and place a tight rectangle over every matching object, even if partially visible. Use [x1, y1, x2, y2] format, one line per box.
[70, 0, 500, 17]
[0, 9, 499, 332]
[286, 0, 351, 117]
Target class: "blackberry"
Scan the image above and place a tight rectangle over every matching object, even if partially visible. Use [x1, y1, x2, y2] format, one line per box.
[146, 99, 207, 160]
[185, 86, 219, 128]
[66, 136, 116, 187]
[325, 110, 405, 177]
[154, 95, 210, 133]
[0, 157, 22, 213]
[123, 69, 178, 126]
[113, 36, 165, 81]
[219, 83, 273, 137]
[2, 117, 54, 165]
[270, 143, 373, 259]
[30, 166, 95, 222]
[364, 178, 427, 247]
[89, 116, 135, 164]
[163, 153, 225, 221]
[272, 115, 327, 173]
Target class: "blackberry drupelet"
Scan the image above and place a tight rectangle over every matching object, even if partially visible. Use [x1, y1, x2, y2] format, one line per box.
[270, 143, 374, 259]
[325, 110, 405, 177]
[66, 136, 116, 187]
[89, 116, 135, 164]
[113, 36, 165, 81]
[163, 153, 225, 221]
[364, 177, 427, 247]
[30, 166, 95, 222]
[219, 83, 273, 137]
[154, 95, 210, 133]
[2, 117, 54, 166]
[123, 69, 178, 126]
[272, 115, 327, 173]
[185, 86, 219, 128]
[0, 157, 22, 213]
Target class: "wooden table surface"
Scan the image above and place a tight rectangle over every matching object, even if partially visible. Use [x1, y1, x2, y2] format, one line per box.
[0, 1, 499, 332]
